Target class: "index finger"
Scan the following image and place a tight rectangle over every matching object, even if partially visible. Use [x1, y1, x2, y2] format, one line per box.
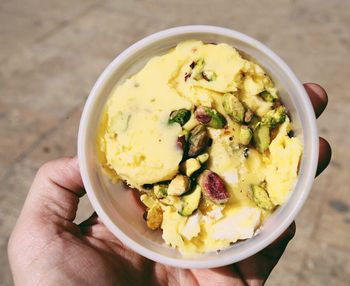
[23, 157, 85, 222]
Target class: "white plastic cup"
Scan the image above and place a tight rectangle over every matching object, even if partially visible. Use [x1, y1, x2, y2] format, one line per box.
[78, 25, 318, 268]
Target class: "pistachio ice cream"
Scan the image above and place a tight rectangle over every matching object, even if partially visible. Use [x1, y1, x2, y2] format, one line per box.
[97, 40, 303, 255]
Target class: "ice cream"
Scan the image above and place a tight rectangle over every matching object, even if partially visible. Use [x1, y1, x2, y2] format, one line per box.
[97, 40, 303, 255]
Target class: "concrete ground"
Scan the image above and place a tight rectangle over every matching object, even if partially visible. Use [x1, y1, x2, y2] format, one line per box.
[0, 0, 349, 285]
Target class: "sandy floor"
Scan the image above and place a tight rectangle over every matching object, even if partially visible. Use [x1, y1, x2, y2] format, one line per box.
[1, 0, 349, 285]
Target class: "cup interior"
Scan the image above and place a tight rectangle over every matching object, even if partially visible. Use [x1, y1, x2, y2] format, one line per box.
[78, 26, 318, 268]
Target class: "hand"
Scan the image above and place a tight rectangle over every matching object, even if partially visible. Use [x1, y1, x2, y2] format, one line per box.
[8, 83, 331, 286]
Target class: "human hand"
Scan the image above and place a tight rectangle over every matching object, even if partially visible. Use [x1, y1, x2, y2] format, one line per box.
[8, 83, 331, 286]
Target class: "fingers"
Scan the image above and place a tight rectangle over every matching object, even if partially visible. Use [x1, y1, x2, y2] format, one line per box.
[23, 157, 85, 222]
[303, 83, 331, 176]
[303, 83, 328, 118]
[233, 83, 329, 283]
[316, 137, 332, 177]
[234, 222, 296, 284]
[34, 157, 85, 197]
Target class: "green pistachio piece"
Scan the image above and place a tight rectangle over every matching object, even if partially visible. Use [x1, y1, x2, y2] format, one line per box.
[153, 184, 168, 199]
[178, 184, 202, 216]
[251, 185, 275, 210]
[192, 58, 205, 80]
[196, 153, 209, 164]
[239, 126, 253, 145]
[167, 174, 190, 196]
[195, 106, 227, 129]
[222, 93, 245, 123]
[169, 109, 191, 126]
[180, 158, 201, 177]
[249, 115, 261, 130]
[259, 90, 278, 102]
[253, 123, 270, 153]
[261, 106, 286, 128]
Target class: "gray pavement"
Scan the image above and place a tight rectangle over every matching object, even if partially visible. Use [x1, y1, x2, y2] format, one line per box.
[0, 1, 349, 285]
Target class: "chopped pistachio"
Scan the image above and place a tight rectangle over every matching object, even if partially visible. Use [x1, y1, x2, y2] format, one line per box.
[206, 108, 227, 129]
[222, 93, 245, 123]
[249, 115, 261, 130]
[192, 58, 205, 80]
[178, 184, 202, 216]
[197, 152, 209, 164]
[253, 123, 270, 153]
[195, 106, 227, 129]
[251, 185, 275, 210]
[154, 184, 168, 199]
[167, 174, 190, 196]
[169, 109, 191, 126]
[198, 170, 229, 204]
[146, 204, 163, 230]
[160, 195, 178, 206]
[183, 114, 199, 130]
[188, 125, 210, 157]
[140, 194, 156, 208]
[239, 126, 253, 145]
[181, 158, 201, 177]
[261, 106, 286, 128]
[244, 109, 254, 124]
[259, 90, 277, 102]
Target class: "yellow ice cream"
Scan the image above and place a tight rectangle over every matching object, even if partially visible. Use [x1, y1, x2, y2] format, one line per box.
[100, 52, 192, 187]
[98, 40, 303, 255]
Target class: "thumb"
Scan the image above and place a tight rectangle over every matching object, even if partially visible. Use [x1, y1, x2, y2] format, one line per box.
[8, 157, 85, 284]
[22, 157, 85, 222]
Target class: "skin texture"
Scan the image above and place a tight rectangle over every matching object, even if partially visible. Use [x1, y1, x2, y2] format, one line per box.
[8, 83, 331, 286]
